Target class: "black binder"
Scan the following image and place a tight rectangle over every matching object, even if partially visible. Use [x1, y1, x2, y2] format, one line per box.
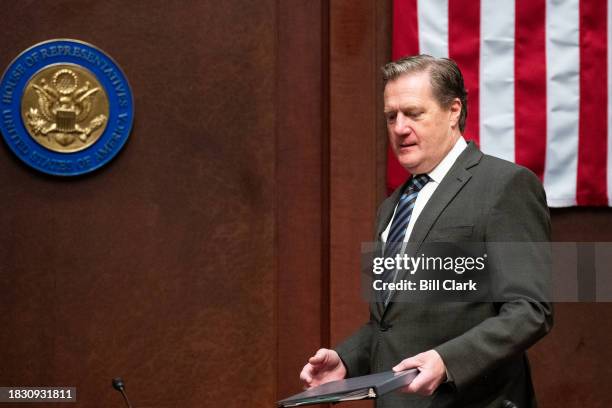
[277, 369, 418, 407]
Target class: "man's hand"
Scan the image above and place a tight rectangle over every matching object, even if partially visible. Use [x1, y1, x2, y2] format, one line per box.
[299, 348, 347, 388]
[392, 350, 447, 396]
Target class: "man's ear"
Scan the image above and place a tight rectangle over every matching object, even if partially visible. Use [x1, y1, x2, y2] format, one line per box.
[449, 98, 462, 128]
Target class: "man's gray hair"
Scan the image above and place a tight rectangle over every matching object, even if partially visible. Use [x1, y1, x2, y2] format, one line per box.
[382, 55, 468, 132]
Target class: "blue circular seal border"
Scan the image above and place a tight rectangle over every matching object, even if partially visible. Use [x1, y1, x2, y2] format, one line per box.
[0, 39, 134, 176]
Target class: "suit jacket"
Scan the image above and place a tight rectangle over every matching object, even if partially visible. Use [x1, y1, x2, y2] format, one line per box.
[335, 142, 553, 408]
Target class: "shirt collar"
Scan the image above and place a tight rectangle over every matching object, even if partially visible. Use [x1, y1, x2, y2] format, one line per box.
[427, 136, 468, 184]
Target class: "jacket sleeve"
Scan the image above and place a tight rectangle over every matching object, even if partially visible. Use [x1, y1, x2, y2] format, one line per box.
[334, 319, 376, 377]
[434, 166, 554, 391]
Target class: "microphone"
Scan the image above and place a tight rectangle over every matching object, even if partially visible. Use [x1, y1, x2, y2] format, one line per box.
[112, 377, 133, 408]
[501, 400, 518, 408]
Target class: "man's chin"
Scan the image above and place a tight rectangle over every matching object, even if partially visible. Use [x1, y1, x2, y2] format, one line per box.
[397, 158, 421, 174]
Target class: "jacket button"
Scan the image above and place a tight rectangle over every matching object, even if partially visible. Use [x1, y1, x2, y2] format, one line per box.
[379, 322, 392, 332]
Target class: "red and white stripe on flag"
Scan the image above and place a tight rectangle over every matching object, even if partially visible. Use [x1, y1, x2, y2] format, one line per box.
[389, 0, 611, 207]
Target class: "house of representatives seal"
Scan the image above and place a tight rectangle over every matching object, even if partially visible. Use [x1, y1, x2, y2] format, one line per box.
[0, 39, 134, 176]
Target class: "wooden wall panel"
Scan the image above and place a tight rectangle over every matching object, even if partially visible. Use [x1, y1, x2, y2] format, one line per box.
[329, 0, 377, 350]
[276, 0, 328, 401]
[0, 1, 276, 407]
[329, 0, 391, 346]
[327, 2, 391, 407]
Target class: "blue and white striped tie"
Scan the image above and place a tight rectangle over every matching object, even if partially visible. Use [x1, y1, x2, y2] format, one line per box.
[380, 174, 430, 303]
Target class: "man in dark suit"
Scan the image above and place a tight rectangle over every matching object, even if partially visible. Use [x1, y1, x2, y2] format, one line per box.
[299, 55, 552, 407]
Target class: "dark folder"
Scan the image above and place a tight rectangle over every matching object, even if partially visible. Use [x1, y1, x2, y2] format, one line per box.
[277, 369, 419, 407]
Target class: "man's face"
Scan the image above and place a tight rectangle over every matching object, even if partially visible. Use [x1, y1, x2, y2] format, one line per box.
[384, 71, 461, 174]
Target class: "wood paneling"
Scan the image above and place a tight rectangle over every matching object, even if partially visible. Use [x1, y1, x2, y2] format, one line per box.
[329, 0, 390, 346]
[0, 1, 276, 407]
[276, 0, 328, 400]
[326, 2, 391, 407]
[2, 2, 611, 408]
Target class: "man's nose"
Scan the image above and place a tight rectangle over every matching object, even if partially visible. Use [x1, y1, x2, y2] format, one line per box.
[394, 113, 411, 135]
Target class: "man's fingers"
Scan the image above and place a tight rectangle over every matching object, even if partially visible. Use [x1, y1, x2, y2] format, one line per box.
[299, 365, 312, 383]
[299, 363, 318, 385]
[300, 349, 346, 391]
[301, 350, 330, 385]
[393, 356, 420, 372]
[405, 371, 430, 395]
[395, 351, 447, 396]
[308, 348, 329, 364]
[308, 356, 321, 364]
[309, 348, 334, 367]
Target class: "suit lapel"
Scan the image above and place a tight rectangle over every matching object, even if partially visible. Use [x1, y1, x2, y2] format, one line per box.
[407, 171, 470, 251]
[375, 185, 404, 240]
[382, 142, 483, 310]
[372, 185, 405, 317]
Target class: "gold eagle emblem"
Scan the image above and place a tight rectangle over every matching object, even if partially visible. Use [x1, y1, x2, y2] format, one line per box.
[21, 65, 109, 153]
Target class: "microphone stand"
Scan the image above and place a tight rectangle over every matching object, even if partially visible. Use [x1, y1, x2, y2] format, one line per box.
[112, 377, 133, 408]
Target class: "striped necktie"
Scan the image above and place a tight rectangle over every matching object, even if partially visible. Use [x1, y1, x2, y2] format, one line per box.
[380, 174, 430, 303]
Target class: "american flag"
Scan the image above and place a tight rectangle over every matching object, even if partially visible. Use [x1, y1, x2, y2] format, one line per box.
[389, 0, 611, 207]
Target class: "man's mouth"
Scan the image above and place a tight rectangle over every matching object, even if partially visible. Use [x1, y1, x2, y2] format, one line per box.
[399, 142, 417, 149]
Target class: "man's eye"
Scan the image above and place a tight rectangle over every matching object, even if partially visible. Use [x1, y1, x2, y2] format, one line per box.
[386, 114, 396, 123]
